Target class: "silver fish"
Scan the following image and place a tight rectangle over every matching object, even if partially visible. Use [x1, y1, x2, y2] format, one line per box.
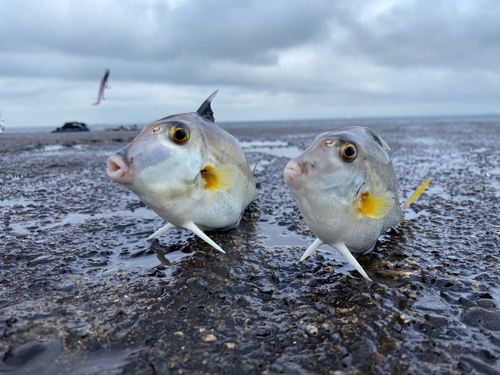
[107, 91, 256, 253]
[284, 126, 431, 281]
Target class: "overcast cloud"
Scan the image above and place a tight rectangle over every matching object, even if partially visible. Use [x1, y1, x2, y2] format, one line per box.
[0, 0, 499, 128]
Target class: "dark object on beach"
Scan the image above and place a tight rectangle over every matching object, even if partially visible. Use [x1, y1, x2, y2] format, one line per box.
[52, 122, 90, 133]
[105, 124, 139, 131]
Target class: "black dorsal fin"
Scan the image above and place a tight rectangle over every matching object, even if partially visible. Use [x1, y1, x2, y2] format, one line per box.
[196, 90, 218, 122]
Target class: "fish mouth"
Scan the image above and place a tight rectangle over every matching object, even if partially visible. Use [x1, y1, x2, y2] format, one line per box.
[107, 153, 132, 183]
[284, 160, 303, 183]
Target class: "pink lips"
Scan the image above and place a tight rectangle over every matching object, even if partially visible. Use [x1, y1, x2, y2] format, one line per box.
[106, 154, 131, 183]
[284, 160, 303, 184]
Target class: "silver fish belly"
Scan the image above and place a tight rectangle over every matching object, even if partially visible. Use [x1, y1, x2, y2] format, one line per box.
[107, 91, 256, 253]
[284, 126, 431, 281]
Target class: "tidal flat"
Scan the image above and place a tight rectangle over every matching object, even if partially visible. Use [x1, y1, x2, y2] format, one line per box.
[0, 121, 499, 374]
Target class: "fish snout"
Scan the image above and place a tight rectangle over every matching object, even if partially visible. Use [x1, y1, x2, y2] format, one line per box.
[107, 150, 132, 183]
[284, 159, 304, 184]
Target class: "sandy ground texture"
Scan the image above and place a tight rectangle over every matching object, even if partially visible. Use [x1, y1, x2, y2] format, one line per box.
[0, 121, 500, 374]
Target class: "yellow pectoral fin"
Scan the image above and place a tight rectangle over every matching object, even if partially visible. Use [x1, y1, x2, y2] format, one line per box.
[402, 178, 432, 211]
[202, 165, 237, 192]
[357, 190, 395, 219]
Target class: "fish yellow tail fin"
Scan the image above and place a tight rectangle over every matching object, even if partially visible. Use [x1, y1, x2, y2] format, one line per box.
[401, 178, 432, 211]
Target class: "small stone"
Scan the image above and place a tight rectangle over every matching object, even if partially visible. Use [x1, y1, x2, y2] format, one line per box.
[203, 334, 217, 342]
[477, 299, 497, 309]
[96, 325, 109, 334]
[459, 297, 475, 307]
[307, 325, 318, 335]
[400, 314, 410, 324]
[173, 331, 184, 336]
[462, 308, 500, 331]
[372, 352, 385, 362]
[27, 256, 51, 267]
[53, 282, 76, 293]
[226, 343, 235, 349]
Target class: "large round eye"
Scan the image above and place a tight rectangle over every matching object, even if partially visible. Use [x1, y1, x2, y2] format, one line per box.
[171, 126, 189, 144]
[151, 125, 161, 134]
[342, 143, 357, 161]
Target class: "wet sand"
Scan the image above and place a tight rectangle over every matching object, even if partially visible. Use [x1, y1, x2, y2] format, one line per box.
[1, 121, 500, 374]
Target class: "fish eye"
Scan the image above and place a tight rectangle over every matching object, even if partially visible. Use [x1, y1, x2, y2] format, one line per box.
[171, 126, 189, 144]
[151, 126, 161, 134]
[342, 143, 357, 161]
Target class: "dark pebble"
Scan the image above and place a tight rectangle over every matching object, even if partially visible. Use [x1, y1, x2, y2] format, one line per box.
[459, 356, 500, 375]
[477, 299, 497, 309]
[462, 308, 500, 331]
[53, 282, 76, 293]
[27, 256, 52, 267]
[4, 339, 61, 367]
[459, 297, 475, 307]
[424, 313, 449, 326]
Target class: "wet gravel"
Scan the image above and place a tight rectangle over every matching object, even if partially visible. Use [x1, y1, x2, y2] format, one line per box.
[0, 122, 499, 374]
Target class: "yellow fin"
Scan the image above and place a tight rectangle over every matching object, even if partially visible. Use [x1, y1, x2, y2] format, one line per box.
[201, 165, 237, 192]
[356, 190, 395, 219]
[402, 178, 432, 211]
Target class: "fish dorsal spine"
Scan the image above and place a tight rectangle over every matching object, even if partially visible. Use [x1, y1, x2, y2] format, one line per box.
[197, 90, 219, 122]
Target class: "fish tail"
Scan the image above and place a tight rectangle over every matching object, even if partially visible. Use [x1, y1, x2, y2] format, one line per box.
[401, 178, 432, 211]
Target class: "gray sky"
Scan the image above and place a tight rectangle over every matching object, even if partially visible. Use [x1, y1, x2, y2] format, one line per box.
[1, 0, 499, 128]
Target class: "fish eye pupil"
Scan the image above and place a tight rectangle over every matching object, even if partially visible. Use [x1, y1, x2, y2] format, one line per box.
[345, 146, 355, 157]
[175, 129, 185, 140]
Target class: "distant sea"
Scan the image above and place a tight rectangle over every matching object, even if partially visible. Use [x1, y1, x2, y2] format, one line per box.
[5, 114, 500, 133]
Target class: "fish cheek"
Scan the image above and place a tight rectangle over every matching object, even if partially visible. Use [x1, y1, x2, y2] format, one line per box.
[155, 150, 203, 192]
[319, 168, 362, 199]
[133, 144, 171, 172]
